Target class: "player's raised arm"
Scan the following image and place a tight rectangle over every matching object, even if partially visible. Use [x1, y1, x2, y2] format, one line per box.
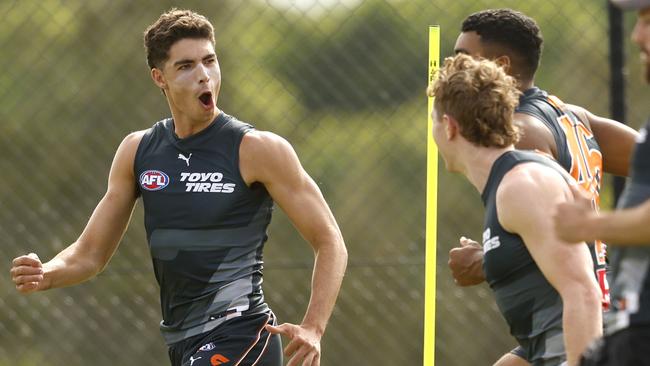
[498, 165, 602, 366]
[10, 131, 143, 293]
[240, 130, 347, 366]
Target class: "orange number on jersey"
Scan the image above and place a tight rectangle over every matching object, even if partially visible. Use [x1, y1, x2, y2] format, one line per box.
[556, 114, 603, 204]
[554, 105, 609, 309]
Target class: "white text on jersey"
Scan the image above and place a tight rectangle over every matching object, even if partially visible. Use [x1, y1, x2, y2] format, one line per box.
[180, 172, 235, 193]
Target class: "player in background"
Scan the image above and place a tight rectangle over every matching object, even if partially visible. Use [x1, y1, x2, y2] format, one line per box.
[430, 54, 602, 366]
[446, 9, 639, 365]
[9, 9, 347, 366]
[448, 8, 636, 286]
[554, 1, 650, 364]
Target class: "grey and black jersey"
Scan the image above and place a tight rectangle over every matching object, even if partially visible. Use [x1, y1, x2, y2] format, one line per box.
[517, 87, 609, 310]
[134, 112, 274, 345]
[607, 121, 650, 334]
[482, 150, 578, 365]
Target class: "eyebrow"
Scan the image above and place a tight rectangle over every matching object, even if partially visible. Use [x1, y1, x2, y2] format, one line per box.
[173, 59, 194, 67]
[454, 48, 470, 55]
[173, 54, 216, 67]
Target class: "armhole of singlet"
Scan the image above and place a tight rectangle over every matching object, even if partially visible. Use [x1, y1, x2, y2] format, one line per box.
[133, 125, 158, 197]
[490, 155, 519, 236]
[234, 125, 256, 191]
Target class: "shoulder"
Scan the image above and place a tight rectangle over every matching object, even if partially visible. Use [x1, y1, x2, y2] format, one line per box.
[565, 104, 593, 130]
[497, 162, 570, 229]
[124, 129, 148, 144]
[120, 130, 148, 153]
[240, 130, 301, 185]
[499, 162, 568, 198]
[514, 112, 551, 133]
[113, 130, 148, 169]
[514, 112, 557, 156]
[565, 103, 588, 118]
[241, 130, 294, 157]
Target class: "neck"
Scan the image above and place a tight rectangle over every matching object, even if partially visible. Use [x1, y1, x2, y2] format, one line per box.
[517, 78, 534, 92]
[460, 145, 514, 193]
[169, 106, 221, 139]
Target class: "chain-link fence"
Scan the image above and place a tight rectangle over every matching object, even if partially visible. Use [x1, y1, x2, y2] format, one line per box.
[1, 1, 648, 365]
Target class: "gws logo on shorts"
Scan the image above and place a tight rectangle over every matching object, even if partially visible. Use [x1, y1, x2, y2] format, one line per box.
[140, 170, 170, 191]
[199, 342, 216, 352]
[211, 354, 230, 365]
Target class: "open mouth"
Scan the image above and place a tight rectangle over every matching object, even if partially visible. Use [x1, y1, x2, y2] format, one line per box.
[198, 92, 213, 109]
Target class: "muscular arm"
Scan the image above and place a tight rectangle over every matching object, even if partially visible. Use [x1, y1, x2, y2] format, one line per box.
[567, 104, 638, 177]
[555, 183, 650, 245]
[498, 165, 602, 366]
[240, 131, 347, 365]
[11, 132, 142, 292]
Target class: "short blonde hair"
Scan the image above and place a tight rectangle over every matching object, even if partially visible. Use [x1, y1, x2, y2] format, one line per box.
[428, 54, 521, 148]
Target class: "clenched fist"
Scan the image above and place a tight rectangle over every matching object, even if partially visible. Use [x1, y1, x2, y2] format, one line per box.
[10, 253, 45, 294]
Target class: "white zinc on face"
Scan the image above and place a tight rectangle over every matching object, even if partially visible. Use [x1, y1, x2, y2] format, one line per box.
[153, 38, 222, 125]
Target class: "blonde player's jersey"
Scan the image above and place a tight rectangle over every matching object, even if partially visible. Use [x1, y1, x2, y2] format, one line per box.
[516, 87, 609, 310]
[483, 150, 577, 365]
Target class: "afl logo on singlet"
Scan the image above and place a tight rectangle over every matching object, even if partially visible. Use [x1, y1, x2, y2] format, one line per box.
[140, 170, 169, 191]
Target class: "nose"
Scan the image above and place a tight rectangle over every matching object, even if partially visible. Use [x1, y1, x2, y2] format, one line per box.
[197, 63, 210, 84]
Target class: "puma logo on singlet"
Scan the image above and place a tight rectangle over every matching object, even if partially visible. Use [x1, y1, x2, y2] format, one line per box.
[178, 153, 192, 166]
[189, 355, 202, 366]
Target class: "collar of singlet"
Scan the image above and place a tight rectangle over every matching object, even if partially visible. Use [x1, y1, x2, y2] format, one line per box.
[167, 112, 229, 144]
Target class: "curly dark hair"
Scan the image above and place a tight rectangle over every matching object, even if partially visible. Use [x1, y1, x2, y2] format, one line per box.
[144, 9, 215, 69]
[461, 8, 543, 81]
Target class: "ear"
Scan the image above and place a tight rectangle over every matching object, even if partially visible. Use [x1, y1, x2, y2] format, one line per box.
[442, 114, 459, 140]
[151, 68, 167, 90]
[494, 55, 511, 73]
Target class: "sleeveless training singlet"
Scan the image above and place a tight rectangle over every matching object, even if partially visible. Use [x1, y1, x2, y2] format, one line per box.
[607, 121, 650, 334]
[483, 150, 578, 365]
[517, 87, 609, 309]
[134, 112, 274, 345]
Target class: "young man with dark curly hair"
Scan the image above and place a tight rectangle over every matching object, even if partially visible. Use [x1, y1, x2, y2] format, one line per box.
[9, 9, 347, 366]
[431, 53, 602, 366]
